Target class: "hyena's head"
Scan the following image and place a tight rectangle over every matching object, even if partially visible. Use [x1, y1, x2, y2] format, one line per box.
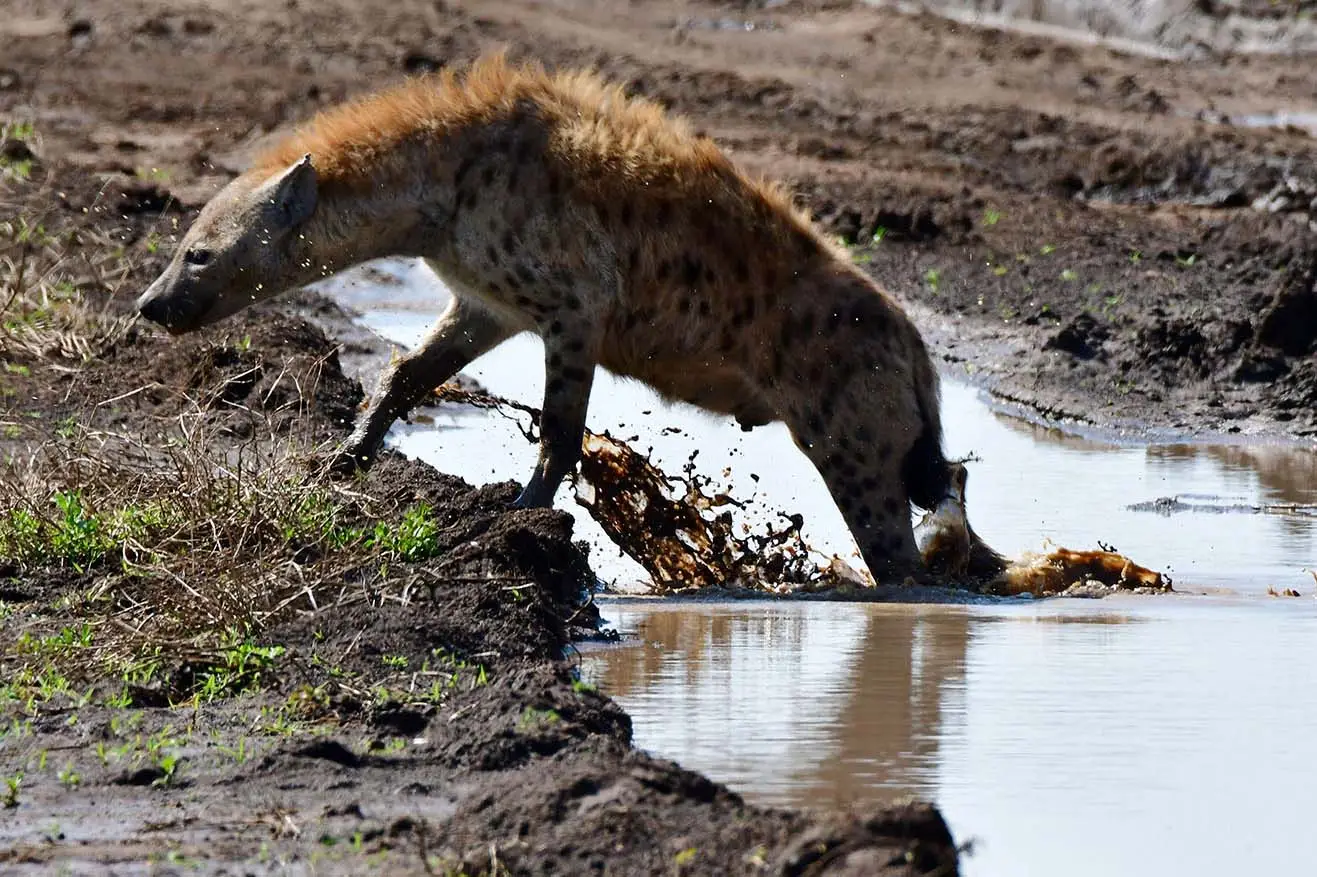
[136, 154, 318, 334]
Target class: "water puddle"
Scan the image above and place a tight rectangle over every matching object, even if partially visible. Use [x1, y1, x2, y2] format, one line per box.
[578, 598, 1317, 877]
[309, 258, 1317, 874]
[311, 257, 1317, 596]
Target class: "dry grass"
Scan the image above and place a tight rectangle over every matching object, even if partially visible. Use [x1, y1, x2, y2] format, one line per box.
[0, 398, 464, 694]
[0, 162, 141, 366]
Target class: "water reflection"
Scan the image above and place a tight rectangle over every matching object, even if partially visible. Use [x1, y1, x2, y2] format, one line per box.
[582, 598, 1317, 877]
[791, 609, 970, 809]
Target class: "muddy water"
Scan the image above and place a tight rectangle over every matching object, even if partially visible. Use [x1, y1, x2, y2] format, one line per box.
[312, 256, 1317, 595]
[310, 257, 1317, 875]
[579, 598, 1317, 877]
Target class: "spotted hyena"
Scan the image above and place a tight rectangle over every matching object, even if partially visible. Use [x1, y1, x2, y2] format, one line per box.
[136, 52, 1003, 584]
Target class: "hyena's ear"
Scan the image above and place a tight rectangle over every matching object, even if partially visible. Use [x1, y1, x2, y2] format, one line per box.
[257, 153, 318, 229]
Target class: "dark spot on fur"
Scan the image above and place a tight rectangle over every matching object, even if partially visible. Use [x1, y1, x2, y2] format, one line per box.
[620, 203, 634, 228]
[800, 310, 816, 339]
[548, 320, 564, 336]
[876, 441, 892, 462]
[780, 320, 796, 348]
[656, 260, 672, 283]
[882, 496, 901, 518]
[682, 257, 702, 289]
[453, 157, 476, 189]
[502, 229, 516, 255]
[515, 264, 535, 285]
[508, 164, 520, 190]
[733, 257, 750, 284]
[504, 274, 521, 292]
[546, 377, 565, 395]
[678, 298, 692, 314]
[547, 352, 563, 368]
[656, 202, 672, 225]
[485, 245, 499, 265]
[627, 249, 640, 274]
[562, 365, 590, 383]
[566, 338, 586, 353]
[481, 165, 495, 187]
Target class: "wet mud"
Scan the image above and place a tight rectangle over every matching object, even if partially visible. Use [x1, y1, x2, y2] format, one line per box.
[5, 0, 1317, 871]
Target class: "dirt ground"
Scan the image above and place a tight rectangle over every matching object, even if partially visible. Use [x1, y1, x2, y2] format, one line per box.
[3, 0, 1317, 872]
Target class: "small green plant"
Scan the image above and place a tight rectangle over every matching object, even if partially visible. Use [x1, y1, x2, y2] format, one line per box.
[1175, 252, 1198, 268]
[923, 267, 942, 292]
[982, 208, 1002, 227]
[1129, 249, 1143, 263]
[152, 753, 180, 787]
[1060, 268, 1077, 282]
[3, 772, 22, 808]
[871, 226, 887, 244]
[381, 654, 408, 670]
[57, 764, 81, 788]
[518, 707, 561, 730]
[571, 679, 597, 695]
[222, 737, 252, 764]
[1040, 243, 1057, 255]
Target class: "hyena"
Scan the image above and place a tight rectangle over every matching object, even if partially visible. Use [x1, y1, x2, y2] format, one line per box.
[136, 52, 1004, 584]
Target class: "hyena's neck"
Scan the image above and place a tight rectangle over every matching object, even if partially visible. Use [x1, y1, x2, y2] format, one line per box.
[290, 175, 438, 282]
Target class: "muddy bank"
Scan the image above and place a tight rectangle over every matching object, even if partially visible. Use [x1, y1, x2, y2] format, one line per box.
[0, 163, 960, 872]
[4, 0, 1317, 443]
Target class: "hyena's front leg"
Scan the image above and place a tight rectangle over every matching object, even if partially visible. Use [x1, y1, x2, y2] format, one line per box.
[511, 323, 598, 509]
[330, 296, 511, 475]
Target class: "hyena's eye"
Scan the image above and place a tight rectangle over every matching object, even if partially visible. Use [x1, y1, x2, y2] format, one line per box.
[183, 248, 211, 266]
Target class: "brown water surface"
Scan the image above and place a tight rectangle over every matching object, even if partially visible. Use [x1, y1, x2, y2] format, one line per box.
[580, 598, 1317, 877]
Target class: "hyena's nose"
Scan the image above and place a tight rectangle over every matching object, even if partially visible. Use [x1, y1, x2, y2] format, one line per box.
[136, 289, 172, 326]
[135, 277, 184, 329]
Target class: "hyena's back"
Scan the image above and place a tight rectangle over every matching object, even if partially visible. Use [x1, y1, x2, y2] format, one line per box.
[258, 53, 967, 580]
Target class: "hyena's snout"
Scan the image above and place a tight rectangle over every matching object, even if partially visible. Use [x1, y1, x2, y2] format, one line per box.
[135, 276, 209, 334]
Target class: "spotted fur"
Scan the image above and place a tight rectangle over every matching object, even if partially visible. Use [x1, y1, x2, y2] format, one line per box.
[136, 52, 999, 583]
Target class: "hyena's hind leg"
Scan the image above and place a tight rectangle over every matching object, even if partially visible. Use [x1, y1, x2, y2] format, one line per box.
[330, 295, 513, 475]
[780, 377, 925, 585]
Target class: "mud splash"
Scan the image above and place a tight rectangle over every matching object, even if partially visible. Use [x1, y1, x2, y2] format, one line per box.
[431, 383, 847, 592]
[425, 382, 1171, 599]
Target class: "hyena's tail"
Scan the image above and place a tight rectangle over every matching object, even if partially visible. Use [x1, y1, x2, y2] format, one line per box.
[901, 329, 952, 513]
